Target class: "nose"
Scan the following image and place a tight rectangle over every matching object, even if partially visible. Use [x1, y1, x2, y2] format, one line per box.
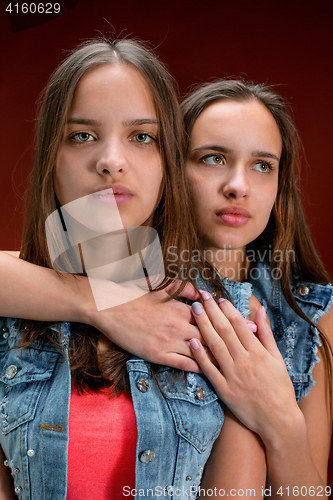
[221, 164, 249, 199]
[95, 139, 128, 177]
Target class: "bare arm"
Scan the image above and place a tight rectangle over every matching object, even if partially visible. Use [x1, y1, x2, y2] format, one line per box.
[264, 309, 332, 498]
[189, 296, 332, 498]
[0, 251, 202, 371]
[199, 408, 266, 498]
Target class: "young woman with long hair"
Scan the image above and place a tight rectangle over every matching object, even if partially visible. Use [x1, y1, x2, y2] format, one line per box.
[180, 80, 333, 497]
[1, 44, 331, 497]
[0, 41, 266, 499]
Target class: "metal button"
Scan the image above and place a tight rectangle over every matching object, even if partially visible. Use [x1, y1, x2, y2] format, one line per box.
[14, 486, 22, 493]
[5, 365, 17, 380]
[137, 377, 149, 393]
[27, 449, 35, 457]
[3, 331, 9, 339]
[14, 468, 20, 474]
[140, 450, 155, 463]
[165, 485, 174, 494]
[196, 386, 205, 401]
[224, 277, 229, 281]
[297, 286, 309, 296]
[186, 475, 192, 481]
[2, 327, 8, 333]
[198, 465, 204, 472]
[4, 460, 9, 466]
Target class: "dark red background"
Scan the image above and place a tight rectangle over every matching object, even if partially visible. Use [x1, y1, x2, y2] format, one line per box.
[1, 0, 333, 484]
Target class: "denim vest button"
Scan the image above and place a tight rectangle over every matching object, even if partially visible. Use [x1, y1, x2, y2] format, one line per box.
[27, 449, 35, 457]
[140, 450, 155, 463]
[186, 475, 192, 481]
[165, 485, 174, 494]
[3, 331, 9, 339]
[196, 386, 205, 401]
[137, 378, 149, 392]
[14, 468, 20, 474]
[4, 460, 9, 467]
[5, 365, 17, 380]
[2, 327, 8, 333]
[297, 286, 309, 296]
[14, 486, 22, 493]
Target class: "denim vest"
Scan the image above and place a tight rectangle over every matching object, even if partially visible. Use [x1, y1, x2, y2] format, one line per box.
[0, 319, 224, 500]
[196, 259, 333, 403]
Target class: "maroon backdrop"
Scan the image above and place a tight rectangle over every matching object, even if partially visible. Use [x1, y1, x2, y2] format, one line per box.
[1, 0, 333, 485]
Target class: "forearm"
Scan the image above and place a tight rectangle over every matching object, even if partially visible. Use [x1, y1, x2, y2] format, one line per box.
[264, 411, 328, 500]
[198, 409, 266, 499]
[0, 251, 93, 322]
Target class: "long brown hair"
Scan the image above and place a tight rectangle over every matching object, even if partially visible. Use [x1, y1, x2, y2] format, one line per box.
[181, 79, 332, 415]
[19, 38, 200, 394]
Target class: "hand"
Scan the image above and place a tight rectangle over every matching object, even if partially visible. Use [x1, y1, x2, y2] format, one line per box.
[87, 281, 204, 372]
[189, 294, 302, 445]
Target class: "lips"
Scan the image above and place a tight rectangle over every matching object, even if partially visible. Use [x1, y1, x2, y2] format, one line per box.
[215, 206, 250, 227]
[92, 185, 134, 206]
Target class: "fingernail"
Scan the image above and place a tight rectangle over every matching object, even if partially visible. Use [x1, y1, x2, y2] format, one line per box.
[190, 338, 200, 351]
[200, 291, 211, 301]
[261, 306, 266, 320]
[218, 298, 226, 304]
[246, 321, 258, 333]
[192, 302, 203, 315]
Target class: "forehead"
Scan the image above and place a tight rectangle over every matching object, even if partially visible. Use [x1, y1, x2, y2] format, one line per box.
[69, 63, 156, 116]
[191, 99, 282, 155]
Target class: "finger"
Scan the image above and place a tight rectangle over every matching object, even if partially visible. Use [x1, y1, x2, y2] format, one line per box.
[217, 298, 262, 352]
[189, 338, 228, 399]
[199, 293, 247, 358]
[191, 301, 233, 368]
[165, 353, 202, 373]
[255, 306, 282, 358]
[164, 280, 201, 301]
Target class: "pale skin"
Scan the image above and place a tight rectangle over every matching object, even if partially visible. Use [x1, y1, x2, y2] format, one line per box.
[0, 66, 265, 498]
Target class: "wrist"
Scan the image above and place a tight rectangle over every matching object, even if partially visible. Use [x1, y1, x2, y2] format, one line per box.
[262, 405, 307, 455]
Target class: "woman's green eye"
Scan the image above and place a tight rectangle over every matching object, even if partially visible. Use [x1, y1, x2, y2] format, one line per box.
[203, 154, 224, 165]
[71, 132, 95, 142]
[133, 133, 153, 144]
[253, 161, 270, 173]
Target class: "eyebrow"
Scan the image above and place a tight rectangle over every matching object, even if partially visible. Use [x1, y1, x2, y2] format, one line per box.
[122, 118, 158, 127]
[193, 145, 234, 154]
[66, 118, 158, 127]
[193, 145, 280, 162]
[251, 150, 280, 162]
[67, 118, 102, 126]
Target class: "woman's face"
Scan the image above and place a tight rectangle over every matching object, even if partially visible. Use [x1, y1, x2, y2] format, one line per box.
[55, 63, 163, 232]
[186, 99, 282, 252]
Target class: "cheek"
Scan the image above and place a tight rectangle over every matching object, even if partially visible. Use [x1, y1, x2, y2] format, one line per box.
[259, 187, 277, 227]
[54, 152, 76, 205]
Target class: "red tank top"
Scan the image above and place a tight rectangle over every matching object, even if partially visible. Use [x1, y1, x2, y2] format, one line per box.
[67, 383, 137, 499]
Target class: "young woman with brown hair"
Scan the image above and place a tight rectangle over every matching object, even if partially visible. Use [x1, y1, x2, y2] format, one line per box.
[180, 80, 333, 497]
[0, 45, 331, 498]
[0, 41, 265, 499]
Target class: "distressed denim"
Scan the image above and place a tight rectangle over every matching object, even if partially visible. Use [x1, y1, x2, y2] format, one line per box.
[0, 320, 223, 500]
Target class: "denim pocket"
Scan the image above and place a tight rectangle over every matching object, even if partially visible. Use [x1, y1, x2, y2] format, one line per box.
[0, 346, 60, 433]
[159, 371, 223, 453]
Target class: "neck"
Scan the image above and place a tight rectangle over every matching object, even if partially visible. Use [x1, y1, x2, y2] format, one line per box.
[200, 243, 250, 282]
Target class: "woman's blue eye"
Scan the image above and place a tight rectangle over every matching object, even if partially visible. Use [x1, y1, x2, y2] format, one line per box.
[203, 154, 224, 165]
[253, 161, 272, 173]
[71, 132, 95, 142]
[132, 133, 154, 144]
